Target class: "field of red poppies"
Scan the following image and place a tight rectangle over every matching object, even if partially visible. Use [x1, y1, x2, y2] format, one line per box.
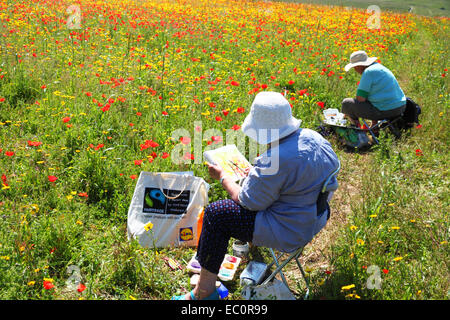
[0, 0, 448, 300]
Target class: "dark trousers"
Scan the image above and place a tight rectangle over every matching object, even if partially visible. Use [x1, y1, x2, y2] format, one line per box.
[342, 98, 406, 121]
[196, 199, 257, 274]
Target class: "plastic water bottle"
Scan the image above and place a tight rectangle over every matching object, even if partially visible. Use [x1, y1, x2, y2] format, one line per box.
[217, 283, 229, 299]
[239, 261, 268, 286]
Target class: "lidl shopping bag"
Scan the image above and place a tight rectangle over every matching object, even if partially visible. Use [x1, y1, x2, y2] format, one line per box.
[127, 172, 209, 248]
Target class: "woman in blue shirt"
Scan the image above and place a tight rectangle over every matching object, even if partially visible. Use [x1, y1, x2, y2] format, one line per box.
[172, 92, 340, 300]
[341, 51, 406, 128]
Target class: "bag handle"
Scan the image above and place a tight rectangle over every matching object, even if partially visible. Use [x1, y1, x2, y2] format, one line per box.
[157, 173, 191, 200]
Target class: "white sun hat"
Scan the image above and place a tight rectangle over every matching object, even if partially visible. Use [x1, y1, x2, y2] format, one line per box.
[344, 50, 378, 72]
[241, 91, 302, 144]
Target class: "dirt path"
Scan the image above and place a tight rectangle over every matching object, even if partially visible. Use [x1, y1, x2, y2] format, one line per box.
[303, 152, 368, 267]
[279, 151, 370, 293]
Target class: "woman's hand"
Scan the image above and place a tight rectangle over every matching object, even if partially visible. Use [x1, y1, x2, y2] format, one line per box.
[207, 163, 224, 181]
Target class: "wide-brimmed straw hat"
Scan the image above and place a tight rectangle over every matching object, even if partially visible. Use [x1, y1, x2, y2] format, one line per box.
[344, 51, 377, 72]
[241, 91, 301, 144]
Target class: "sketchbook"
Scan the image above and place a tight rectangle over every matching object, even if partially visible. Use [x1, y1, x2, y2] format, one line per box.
[203, 144, 252, 182]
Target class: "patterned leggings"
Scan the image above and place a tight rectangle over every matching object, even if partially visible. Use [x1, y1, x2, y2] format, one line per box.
[197, 199, 258, 274]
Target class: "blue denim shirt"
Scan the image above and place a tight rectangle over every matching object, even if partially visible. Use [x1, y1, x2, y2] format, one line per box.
[238, 128, 340, 252]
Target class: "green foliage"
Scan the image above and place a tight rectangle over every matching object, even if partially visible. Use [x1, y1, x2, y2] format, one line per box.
[0, 0, 448, 300]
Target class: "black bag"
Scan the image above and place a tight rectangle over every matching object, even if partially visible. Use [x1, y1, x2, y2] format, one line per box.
[402, 97, 421, 127]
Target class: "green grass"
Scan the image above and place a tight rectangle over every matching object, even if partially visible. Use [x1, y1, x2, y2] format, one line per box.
[277, 0, 450, 17]
[0, 0, 448, 300]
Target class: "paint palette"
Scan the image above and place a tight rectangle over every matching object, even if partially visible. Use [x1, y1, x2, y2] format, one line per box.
[186, 253, 241, 281]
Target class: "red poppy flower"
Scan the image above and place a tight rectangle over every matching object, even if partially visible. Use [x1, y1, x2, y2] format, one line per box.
[261, 84, 268, 89]
[288, 80, 295, 85]
[43, 281, 54, 290]
[78, 192, 88, 198]
[162, 111, 168, 116]
[317, 101, 325, 109]
[222, 110, 229, 116]
[231, 124, 241, 131]
[77, 283, 87, 293]
[162, 152, 169, 159]
[382, 269, 389, 274]
[230, 81, 240, 86]
[180, 136, 191, 145]
[140, 140, 159, 151]
[1, 174, 7, 186]
[215, 116, 222, 121]
[130, 175, 137, 180]
[48, 175, 58, 183]
[236, 107, 245, 113]
[0, 97, 5, 102]
[85, 92, 92, 97]
[27, 141, 42, 147]
[134, 160, 143, 166]
[415, 149, 423, 156]
[5, 151, 14, 157]
[183, 152, 194, 160]
[62, 117, 70, 123]
[211, 136, 223, 143]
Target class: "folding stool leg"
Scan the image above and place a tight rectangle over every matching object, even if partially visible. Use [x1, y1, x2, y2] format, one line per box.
[362, 119, 379, 144]
[263, 248, 289, 288]
[261, 247, 310, 299]
[295, 256, 310, 300]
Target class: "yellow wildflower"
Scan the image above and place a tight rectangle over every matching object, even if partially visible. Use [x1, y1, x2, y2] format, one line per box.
[341, 284, 355, 291]
[144, 222, 153, 231]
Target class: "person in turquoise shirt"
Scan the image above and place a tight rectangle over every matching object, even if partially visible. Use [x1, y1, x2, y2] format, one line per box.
[341, 51, 406, 128]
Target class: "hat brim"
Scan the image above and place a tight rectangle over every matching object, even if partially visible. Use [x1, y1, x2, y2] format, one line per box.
[344, 57, 377, 72]
[241, 116, 302, 145]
